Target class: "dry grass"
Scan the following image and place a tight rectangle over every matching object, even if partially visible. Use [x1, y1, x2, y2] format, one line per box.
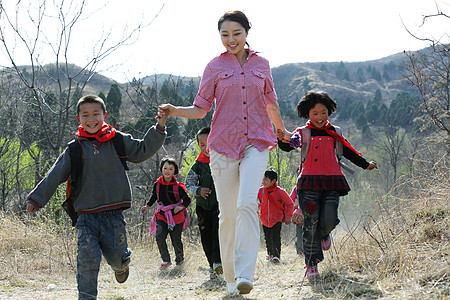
[0, 161, 448, 299]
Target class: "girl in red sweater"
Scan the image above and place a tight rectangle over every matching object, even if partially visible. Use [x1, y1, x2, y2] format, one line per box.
[278, 91, 377, 279]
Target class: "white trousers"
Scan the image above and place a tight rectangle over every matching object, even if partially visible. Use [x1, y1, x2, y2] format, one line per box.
[210, 145, 269, 282]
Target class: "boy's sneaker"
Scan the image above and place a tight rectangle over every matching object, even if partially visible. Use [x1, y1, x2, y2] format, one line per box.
[213, 262, 223, 275]
[272, 257, 280, 263]
[209, 267, 217, 280]
[266, 255, 273, 261]
[236, 277, 253, 294]
[321, 234, 332, 251]
[115, 267, 129, 284]
[159, 262, 172, 270]
[306, 265, 319, 279]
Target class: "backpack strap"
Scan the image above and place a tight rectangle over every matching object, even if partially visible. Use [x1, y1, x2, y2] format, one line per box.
[300, 126, 310, 170]
[112, 132, 129, 171]
[68, 139, 82, 185]
[334, 125, 343, 162]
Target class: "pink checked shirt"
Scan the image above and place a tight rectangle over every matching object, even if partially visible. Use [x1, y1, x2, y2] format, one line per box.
[193, 49, 278, 159]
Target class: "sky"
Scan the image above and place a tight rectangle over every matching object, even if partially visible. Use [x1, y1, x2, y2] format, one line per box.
[0, 0, 449, 83]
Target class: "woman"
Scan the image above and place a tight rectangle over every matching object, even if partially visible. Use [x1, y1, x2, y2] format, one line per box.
[158, 10, 287, 295]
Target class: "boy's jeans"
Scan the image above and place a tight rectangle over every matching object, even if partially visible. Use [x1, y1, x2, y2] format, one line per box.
[210, 145, 269, 283]
[75, 211, 132, 300]
[299, 190, 339, 266]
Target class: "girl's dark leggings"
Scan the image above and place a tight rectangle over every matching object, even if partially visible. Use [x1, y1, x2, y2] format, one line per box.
[298, 190, 340, 266]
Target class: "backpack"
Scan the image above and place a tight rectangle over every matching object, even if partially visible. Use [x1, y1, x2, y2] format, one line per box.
[299, 126, 354, 174]
[62, 132, 129, 226]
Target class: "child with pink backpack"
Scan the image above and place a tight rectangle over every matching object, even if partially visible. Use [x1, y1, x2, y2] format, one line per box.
[140, 157, 191, 270]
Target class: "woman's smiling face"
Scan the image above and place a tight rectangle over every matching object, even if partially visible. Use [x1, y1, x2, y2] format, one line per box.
[219, 20, 247, 57]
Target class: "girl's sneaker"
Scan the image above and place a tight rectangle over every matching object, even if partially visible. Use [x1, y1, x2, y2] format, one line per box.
[159, 262, 172, 270]
[306, 265, 319, 279]
[321, 234, 332, 251]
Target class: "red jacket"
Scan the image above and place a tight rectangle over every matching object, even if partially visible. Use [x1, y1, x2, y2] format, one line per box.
[258, 183, 294, 228]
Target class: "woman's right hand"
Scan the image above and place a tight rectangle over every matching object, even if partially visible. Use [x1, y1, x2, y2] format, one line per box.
[158, 104, 176, 118]
[276, 128, 292, 143]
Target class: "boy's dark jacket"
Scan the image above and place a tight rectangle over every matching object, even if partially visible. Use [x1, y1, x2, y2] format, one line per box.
[185, 155, 218, 211]
[27, 124, 166, 213]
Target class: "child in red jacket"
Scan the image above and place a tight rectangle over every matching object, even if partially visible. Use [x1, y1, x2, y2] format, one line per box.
[258, 169, 294, 263]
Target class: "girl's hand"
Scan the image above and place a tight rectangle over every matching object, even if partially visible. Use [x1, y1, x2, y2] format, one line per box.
[276, 128, 292, 143]
[140, 206, 150, 214]
[174, 206, 184, 214]
[292, 209, 304, 226]
[366, 161, 378, 170]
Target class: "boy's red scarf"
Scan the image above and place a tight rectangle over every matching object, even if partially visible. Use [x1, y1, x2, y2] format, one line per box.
[196, 152, 210, 164]
[262, 183, 284, 211]
[306, 120, 361, 156]
[75, 122, 116, 143]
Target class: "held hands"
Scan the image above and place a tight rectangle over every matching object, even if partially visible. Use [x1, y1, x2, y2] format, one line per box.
[276, 128, 292, 143]
[157, 104, 176, 119]
[156, 105, 170, 127]
[292, 209, 304, 226]
[200, 187, 212, 199]
[366, 161, 378, 170]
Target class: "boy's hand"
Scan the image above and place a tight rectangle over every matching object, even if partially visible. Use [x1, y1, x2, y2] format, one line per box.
[156, 107, 169, 127]
[174, 206, 184, 214]
[140, 205, 149, 214]
[366, 161, 378, 170]
[26, 202, 37, 214]
[200, 187, 211, 199]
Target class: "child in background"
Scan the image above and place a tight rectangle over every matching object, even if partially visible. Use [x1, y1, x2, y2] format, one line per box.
[185, 127, 222, 280]
[257, 169, 294, 263]
[140, 157, 191, 270]
[27, 95, 167, 299]
[278, 91, 377, 279]
[290, 186, 304, 257]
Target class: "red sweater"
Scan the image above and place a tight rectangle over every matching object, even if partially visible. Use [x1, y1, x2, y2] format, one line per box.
[258, 184, 294, 228]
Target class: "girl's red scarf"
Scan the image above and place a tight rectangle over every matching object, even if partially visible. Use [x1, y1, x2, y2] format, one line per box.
[196, 152, 210, 164]
[306, 120, 361, 156]
[75, 122, 116, 143]
[157, 176, 187, 191]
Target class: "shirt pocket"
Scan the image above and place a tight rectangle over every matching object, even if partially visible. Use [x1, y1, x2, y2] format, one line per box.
[216, 70, 235, 89]
[251, 69, 266, 89]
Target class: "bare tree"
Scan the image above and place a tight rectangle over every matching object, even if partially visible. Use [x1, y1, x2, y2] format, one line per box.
[403, 8, 450, 135]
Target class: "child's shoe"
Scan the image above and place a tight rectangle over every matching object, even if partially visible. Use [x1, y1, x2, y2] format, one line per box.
[114, 266, 129, 283]
[266, 255, 273, 261]
[213, 262, 223, 275]
[272, 257, 280, 263]
[306, 265, 319, 279]
[321, 234, 332, 251]
[209, 267, 217, 280]
[159, 261, 172, 270]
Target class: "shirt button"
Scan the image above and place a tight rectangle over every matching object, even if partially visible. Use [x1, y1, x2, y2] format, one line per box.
[225, 74, 228, 77]
[242, 86, 245, 89]
[243, 101, 246, 104]
[244, 117, 247, 120]
[314, 159, 318, 162]
[241, 72, 244, 75]
[315, 146, 318, 149]
[244, 133, 248, 136]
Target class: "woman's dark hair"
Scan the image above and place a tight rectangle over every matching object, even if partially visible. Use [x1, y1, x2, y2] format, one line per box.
[296, 91, 337, 119]
[159, 157, 179, 175]
[264, 168, 278, 182]
[218, 10, 251, 33]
